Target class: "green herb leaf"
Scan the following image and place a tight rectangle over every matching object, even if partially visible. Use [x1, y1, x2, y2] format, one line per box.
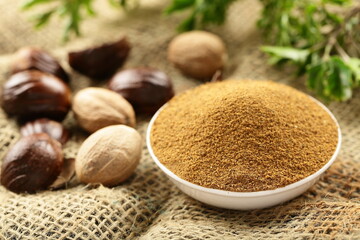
[21, 0, 51, 9]
[326, 57, 353, 101]
[166, 0, 236, 32]
[307, 62, 326, 96]
[177, 14, 197, 32]
[347, 58, 360, 84]
[261, 46, 310, 64]
[84, 0, 96, 15]
[33, 9, 55, 28]
[120, 0, 127, 7]
[165, 0, 195, 14]
[307, 57, 353, 101]
[322, 0, 351, 5]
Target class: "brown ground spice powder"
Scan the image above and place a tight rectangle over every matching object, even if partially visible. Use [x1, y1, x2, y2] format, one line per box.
[150, 80, 339, 192]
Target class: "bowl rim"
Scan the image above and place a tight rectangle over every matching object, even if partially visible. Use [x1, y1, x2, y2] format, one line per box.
[146, 95, 342, 198]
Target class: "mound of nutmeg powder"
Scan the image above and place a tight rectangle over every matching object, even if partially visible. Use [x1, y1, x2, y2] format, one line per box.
[150, 80, 339, 192]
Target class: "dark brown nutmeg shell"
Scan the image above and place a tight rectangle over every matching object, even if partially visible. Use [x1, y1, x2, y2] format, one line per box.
[1, 133, 64, 193]
[1, 70, 71, 121]
[68, 37, 131, 79]
[21, 118, 70, 145]
[108, 67, 174, 114]
[11, 47, 70, 83]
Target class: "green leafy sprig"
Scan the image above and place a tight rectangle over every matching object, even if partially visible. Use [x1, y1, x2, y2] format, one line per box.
[164, 0, 236, 31]
[21, 0, 235, 40]
[22, 0, 96, 41]
[259, 0, 360, 101]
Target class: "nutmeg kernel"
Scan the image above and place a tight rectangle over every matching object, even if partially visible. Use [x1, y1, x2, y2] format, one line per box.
[72, 87, 136, 133]
[167, 31, 227, 80]
[75, 125, 142, 187]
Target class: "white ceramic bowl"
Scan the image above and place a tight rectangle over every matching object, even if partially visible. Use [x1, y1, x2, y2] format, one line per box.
[146, 98, 341, 210]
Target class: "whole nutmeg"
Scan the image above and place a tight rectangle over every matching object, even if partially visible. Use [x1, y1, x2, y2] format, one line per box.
[108, 67, 174, 114]
[167, 31, 227, 80]
[68, 37, 131, 79]
[11, 47, 70, 83]
[1, 70, 71, 121]
[75, 125, 142, 186]
[21, 118, 70, 145]
[1, 133, 63, 193]
[73, 87, 136, 133]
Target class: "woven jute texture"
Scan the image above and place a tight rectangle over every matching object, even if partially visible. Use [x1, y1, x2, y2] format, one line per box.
[0, 0, 359, 239]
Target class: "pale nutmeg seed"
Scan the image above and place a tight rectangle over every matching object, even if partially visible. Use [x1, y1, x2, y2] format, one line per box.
[72, 87, 136, 133]
[167, 31, 227, 80]
[75, 125, 142, 186]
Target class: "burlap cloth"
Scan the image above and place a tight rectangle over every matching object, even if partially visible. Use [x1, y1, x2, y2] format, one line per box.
[0, 0, 359, 239]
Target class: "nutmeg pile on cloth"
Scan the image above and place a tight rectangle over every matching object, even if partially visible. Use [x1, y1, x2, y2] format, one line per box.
[0, 0, 359, 239]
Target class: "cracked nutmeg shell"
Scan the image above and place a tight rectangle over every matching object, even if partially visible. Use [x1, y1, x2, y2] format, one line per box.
[72, 87, 136, 133]
[68, 37, 131, 79]
[49, 157, 76, 190]
[108, 67, 174, 114]
[1, 70, 71, 121]
[21, 118, 70, 145]
[11, 47, 70, 83]
[1, 133, 64, 193]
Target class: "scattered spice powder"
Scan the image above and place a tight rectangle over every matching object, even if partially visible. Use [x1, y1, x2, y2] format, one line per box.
[150, 80, 339, 192]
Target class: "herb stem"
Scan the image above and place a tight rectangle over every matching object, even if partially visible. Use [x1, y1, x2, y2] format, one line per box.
[323, 38, 336, 61]
[335, 42, 351, 62]
[322, 5, 360, 61]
